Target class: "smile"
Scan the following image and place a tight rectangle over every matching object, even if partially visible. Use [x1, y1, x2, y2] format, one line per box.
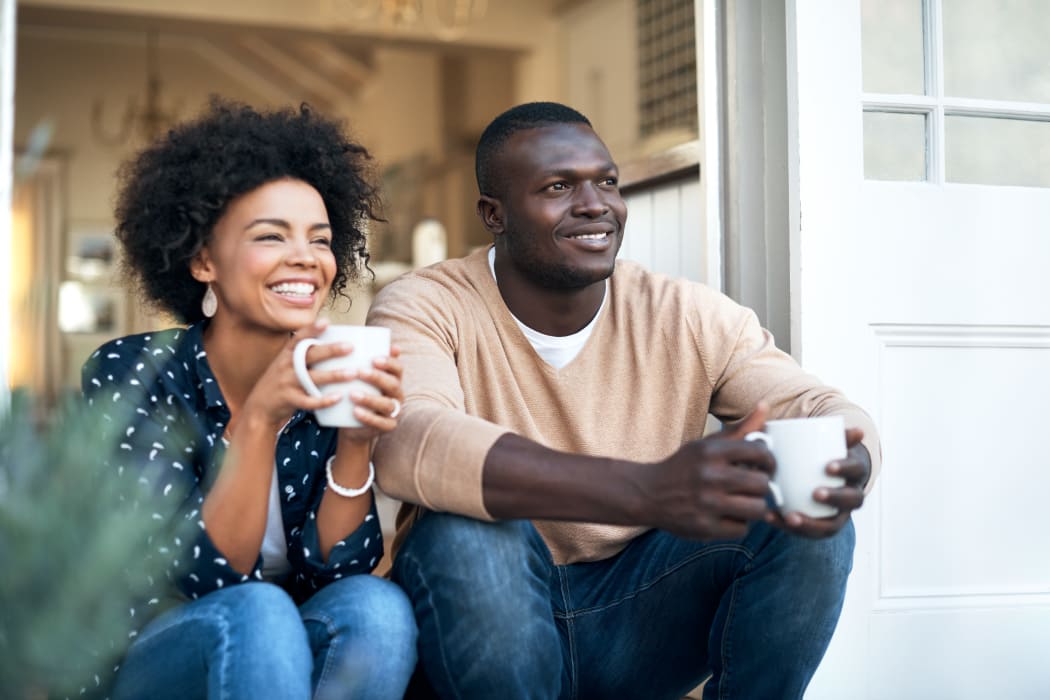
[269, 282, 317, 298]
[569, 232, 609, 240]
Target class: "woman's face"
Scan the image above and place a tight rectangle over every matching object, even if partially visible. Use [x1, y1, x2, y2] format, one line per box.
[191, 178, 336, 335]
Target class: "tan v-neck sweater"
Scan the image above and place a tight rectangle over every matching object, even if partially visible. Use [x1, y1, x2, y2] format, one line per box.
[367, 248, 880, 564]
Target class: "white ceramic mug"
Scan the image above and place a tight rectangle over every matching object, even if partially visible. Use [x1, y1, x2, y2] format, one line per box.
[745, 415, 847, 518]
[292, 325, 391, 428]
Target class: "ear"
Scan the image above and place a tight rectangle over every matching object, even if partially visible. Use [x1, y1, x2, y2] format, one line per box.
[476, 195, 505, 236]
[189, 246, 215, 284]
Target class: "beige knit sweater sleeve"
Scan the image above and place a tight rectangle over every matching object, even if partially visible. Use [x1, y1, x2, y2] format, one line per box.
[366, 270, 507, 520]
[702, 301, 882, 486]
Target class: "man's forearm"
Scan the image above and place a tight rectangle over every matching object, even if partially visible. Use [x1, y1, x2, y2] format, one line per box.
[481, 433, 648, 524]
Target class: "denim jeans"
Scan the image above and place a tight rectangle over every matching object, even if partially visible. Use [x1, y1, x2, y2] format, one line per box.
[392, 514, 855, 700]
[112, 575, 417, 700]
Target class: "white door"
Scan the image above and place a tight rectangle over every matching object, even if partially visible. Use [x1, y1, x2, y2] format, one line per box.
[787, 1, 1050, 698]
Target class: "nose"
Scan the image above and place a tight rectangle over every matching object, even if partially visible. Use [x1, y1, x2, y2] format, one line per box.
[572, 181, 610, 218]
[286, 235, 320, 268]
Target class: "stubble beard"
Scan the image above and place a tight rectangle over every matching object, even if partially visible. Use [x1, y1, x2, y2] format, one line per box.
[503, 232, 617, 291]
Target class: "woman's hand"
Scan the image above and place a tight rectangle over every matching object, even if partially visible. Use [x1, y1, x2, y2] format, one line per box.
[237, 318, 350, 433]
[338, 344, 404, 444]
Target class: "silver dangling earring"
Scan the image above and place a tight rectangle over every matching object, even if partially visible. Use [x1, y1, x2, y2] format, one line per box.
[201, 284, 217, 318]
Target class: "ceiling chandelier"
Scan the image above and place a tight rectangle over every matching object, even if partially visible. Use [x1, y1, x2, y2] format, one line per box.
[91, 30, 180, 146]
[323, 0, 488, 41]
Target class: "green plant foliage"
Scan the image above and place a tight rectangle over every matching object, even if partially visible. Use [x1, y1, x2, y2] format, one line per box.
[0, 390, 189, 697]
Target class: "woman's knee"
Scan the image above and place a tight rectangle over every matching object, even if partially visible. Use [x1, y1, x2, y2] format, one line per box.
[304, 575, 418, 650]
[228, 581, 300, 624]
[116, 583, 312, 698]
[222, 583, 312, 660]
[143, 581, 304, 643]
[304, 577, 418, 699]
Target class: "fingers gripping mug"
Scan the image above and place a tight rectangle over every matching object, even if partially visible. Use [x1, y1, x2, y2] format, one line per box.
[745, 415, 847, 518]
[291, 325, 391, 428]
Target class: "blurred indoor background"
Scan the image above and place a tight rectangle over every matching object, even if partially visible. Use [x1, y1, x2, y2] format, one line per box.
[8, 0, 701, 405]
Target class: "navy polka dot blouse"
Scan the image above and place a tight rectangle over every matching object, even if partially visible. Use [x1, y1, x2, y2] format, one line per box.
[81, 322, 384, 620]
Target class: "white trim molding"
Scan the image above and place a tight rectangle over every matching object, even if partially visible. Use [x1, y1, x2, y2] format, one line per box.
[871, 323, 1050, 349]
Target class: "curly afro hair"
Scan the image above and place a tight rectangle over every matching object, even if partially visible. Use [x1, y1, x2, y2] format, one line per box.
[114, 98, 380, 323]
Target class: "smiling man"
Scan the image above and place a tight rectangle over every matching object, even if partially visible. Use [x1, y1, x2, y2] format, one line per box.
[367, 102, 881, 700]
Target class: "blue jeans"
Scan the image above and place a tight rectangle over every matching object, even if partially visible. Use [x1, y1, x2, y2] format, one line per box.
[392, 514, 855, 700]
[112, 575, 417, 700]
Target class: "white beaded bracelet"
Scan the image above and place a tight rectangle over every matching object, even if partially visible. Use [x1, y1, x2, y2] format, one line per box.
[325, 456, 375, 498]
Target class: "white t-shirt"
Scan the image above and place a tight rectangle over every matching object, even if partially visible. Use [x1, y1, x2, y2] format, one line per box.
[487, 246, 605, 369]
[221, 435, 292, 580]
[260, 462, 291, 579]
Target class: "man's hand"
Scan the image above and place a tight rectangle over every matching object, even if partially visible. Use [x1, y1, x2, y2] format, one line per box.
[643, 403, 776, 541]
[765, 427, 870, 538]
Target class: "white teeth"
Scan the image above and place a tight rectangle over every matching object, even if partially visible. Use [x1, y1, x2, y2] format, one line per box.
[270, 282, 315, 296]
[573, 232, 608, 240]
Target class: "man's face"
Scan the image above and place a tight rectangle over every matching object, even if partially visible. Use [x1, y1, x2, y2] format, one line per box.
[489, 123, 627, 290]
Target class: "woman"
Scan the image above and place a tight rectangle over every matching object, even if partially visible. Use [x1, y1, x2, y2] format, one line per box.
[81, 100, 416, 699]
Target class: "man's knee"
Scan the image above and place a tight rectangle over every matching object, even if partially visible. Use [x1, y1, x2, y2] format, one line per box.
[392, 513, 562, 694]
[752, 518, 856, 607]
[796, 518, 856, 583]
[393, 513, 546, 590]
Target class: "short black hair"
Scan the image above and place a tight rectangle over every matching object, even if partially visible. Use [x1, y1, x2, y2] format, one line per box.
[114, 98, 381, 323]
[475, 101, 591, 198]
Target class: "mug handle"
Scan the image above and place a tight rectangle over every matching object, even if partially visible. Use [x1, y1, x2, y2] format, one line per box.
[292, 338, 323, 397]
[744, 431, 784, 509]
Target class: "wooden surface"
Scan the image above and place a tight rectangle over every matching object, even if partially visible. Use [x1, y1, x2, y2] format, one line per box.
[619, 139, 701, 193]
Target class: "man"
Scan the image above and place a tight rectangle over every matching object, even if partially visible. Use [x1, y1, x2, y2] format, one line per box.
[367, 102, 879, 699]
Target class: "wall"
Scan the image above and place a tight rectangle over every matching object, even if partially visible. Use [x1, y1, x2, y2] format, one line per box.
[15, 28, 449, 221]
[557, 0, 639, 162]
[621, 176, 703, 282]
[15, 29, 282, 221]
[355, 48, 443, 167]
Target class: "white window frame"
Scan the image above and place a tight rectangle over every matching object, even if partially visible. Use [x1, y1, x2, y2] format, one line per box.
[863, 0, 1050, 185]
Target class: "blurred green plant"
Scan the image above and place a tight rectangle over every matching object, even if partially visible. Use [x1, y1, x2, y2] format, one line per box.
[0, 390, 187, 698]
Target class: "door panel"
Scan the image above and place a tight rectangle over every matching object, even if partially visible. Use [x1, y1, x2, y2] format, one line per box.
[789, 1, 1050, 697]
[875, 326, 1050, 597]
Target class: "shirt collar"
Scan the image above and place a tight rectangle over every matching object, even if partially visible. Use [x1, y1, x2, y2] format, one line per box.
[184, 321, 227, 411]
[184, 321, 311, 430]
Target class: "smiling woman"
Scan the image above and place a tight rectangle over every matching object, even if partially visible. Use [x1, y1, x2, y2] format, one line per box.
[189, 178, 338, 336]
[79, 100, 417, 699]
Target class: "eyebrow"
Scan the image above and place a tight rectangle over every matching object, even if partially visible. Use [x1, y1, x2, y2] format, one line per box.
[541, 163, 619, 178]
[244, 218, 331, 232]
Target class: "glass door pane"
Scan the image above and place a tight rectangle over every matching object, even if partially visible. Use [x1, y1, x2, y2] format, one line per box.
[943, 0, 1050, 102]
[864, 111, 928, 181]
[862, 0, 926, 94]
[945, 115, 1050, 187]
